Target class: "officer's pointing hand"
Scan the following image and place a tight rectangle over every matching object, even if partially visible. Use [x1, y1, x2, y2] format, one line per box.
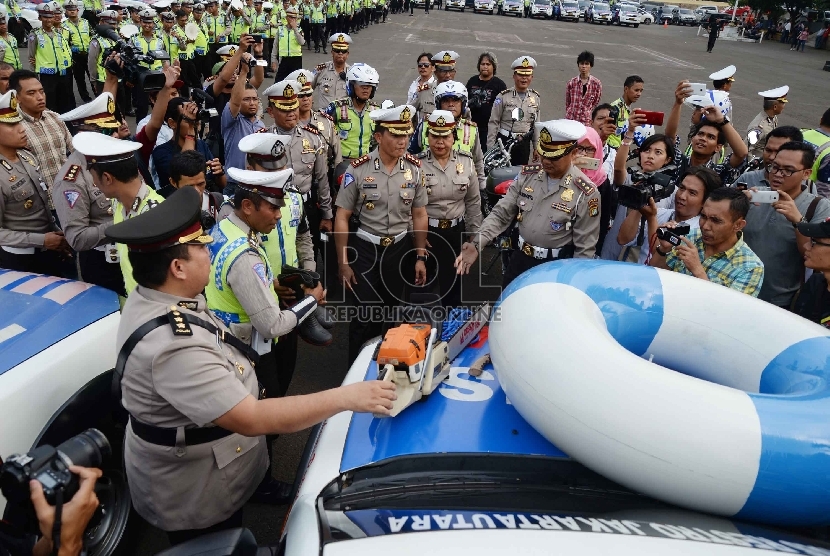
[454, 242, 478, 275]
[342, 380, 396, 415]
[339, 263, 357, 290]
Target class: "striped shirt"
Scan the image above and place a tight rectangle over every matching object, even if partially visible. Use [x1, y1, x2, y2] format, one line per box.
[19, 109, 74, 209]
[665, 228, 764, 297]
[564, 75, 602, 126]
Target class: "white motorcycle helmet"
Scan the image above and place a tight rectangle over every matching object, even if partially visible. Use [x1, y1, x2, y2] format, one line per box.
[633, 124, 655, 147]
[434, 81, 468, 114]
[684, 89, 733, 122]
[346, 63, 380, 98]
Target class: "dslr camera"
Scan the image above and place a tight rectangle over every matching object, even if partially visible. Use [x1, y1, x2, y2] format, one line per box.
[617, 166, 677, 209]
[0, 429, 110, 506]
[656, 223, 691, 247]
[98, 25, 169, 91]
[191, 88, 219, 121]
[468, 88, 488, 110]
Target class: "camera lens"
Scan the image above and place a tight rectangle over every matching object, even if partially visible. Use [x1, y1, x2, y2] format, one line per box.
[56, 429, 111, 469]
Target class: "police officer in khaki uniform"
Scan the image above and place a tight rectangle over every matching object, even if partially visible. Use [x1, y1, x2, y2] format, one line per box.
[487, 55, 542, 167]
[0, 90, 70, 275]
[263, 79, 334, 245]
[288, 68, 342, 169]
[415, 110, 481, 308]
[747, 85, 788, 159]
[107, 186, 395, 545]
[411, 50, 457, 122]
[311, 32, 350, 111]
[53, 93, 125, 295]
[457, 119, 600, 287]
[334, 104, 428, 364]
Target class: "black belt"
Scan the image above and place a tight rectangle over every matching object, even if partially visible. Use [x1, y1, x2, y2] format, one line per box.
[129, 417, 233, 447]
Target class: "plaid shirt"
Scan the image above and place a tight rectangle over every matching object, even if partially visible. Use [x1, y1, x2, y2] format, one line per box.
[19, 109, 73, 209]
[564, 75, 602, 126]
[673, 135, 747, 186]
[665, 228, 764, 297]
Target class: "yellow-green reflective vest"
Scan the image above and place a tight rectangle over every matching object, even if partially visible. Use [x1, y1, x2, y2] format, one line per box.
[160, 32, 179, 65]
[205, 13, 228, 43]
[328, 99, 377, 158]
[205, 217, 277, 326]
[230, 16, 250, 43]
[194, 21, 209, 54]
[112, 189, 165, 295]
[310, 4, 325, 22]
[802, 129, 830, 182]
[276, 25, 302, 56]
[132, 35, 165, 70]
[61, 18, 91, 52]
[419, 118, 477, 155]
[261, 191, 303, 276]
[33, 29, 72, 74]
[0, 35, 21, 69]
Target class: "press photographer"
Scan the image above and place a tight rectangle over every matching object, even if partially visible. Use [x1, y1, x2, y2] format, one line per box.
[649, 187, 765, 297]
[96, 24, 169, 93]
[0, 431, 107, 556]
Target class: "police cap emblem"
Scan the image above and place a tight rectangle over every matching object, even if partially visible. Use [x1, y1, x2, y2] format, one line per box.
[400, 106, 411, 121]
[284, 83, 294, 97]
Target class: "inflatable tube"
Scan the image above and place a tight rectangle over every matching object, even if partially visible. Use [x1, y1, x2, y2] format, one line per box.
[489, 260, 830, 527]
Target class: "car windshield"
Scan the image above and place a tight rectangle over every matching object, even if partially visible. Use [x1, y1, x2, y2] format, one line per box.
[578, 0, 589, 7]
[563, 1, 578, 8]
[620, 5, 636, 11]
[593, 3, 609, 9]
[535, 0, 550, 5]
[679, 8, 692, 13]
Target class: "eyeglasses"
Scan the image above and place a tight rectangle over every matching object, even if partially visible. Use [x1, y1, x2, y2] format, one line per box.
[576, 145, 596, 155]
[417, 63, 431, 68]
[766, 163, 804, 178]
[811, 238, 830, 248]
[297, 93, 312, 98]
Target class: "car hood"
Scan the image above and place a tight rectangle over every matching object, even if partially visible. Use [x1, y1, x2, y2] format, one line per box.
[0, 270, 119, 375]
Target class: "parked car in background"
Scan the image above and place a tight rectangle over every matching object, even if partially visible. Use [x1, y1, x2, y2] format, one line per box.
[639, 9, 654, 23]
[616, 3, 641, 25]
[578, 0, 590, 19]
[531, 0, 553, 18]
[561, 0, 581, 19]
[445, 0, 466, 11]
[699, 12, 731, 26]
[474, 0, 496, 13]
[723, 4, 751, 17]
[640, 1, 660, 14]
[673, 7, 698, 24]
[659, 4, 677, 23]
[696, 4, 720, 14]
[502, 0, 523, 15]
[591, 1, 613, 23]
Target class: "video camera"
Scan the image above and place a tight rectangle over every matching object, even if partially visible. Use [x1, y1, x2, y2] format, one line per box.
[97, 25, 169, 92]
[190, 88, 218, 121]
[656, 223, 691, 247]
[617, 166, 677, 209]
[0, 429, 110, 506]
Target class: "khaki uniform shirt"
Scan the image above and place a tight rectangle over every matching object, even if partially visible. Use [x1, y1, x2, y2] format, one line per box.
[52, 150, 113, 252]
[303, 110, 343, 168]
[487, 87, 542, 160]
[0, 150, 55, 249]
[335, 150, 427, 237]
[417, 149, 482, 235]
[268, 123, 333, 219]
[311, 61, 350, 111]
[412, 81, 436, 121]
[118, 286, 268, 531]
[478, 164, 600, 259]
[746, 111, 777, 159]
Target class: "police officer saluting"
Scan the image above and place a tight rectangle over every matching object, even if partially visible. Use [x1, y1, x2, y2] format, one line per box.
[488, 56, 542, 166]
[457, 120, 600, 287]
[415, 110, 481, 308]
[747, 85, 788, 159]
[106, 186, 395, 545]
[52, 93, 125, 295]
[334, 104, 428, 364]
[311, 32, 351, 111]
[0, 90, 70, 275]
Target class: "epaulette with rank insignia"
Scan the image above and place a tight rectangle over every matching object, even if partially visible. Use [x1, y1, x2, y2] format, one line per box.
[302, 124, 320, 135]
[415, 151, 429, 159]
[255, 127, 269, 133]
[498, 89, 509, 95]
[168, 306, 193, 336]
[63, 164, 81, 182]
[574, 176, 595, 196]
[403, 152, 421, 167]
[417, 82, 431, 92]
[316, 62, 327, 71]
[317, 110, 334, 122]
[529, 88, 540, 95]
[455, 149, 473, 159]
[351, 154, 370, 167]
[466, 120, 477, 127]
[367, 100, 380, 108]
[521, 164, 541, 175]
[205, 76, 217, 83]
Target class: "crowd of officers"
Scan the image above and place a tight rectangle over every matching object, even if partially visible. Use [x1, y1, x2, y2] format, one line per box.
[2, 6, 830, 547]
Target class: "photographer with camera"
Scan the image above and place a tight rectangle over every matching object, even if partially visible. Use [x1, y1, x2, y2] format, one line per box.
[650, 187, 764, 297]
[152, 97, 226, 195]
[617, 166, 720, 265]
[600, 109, 676, 262]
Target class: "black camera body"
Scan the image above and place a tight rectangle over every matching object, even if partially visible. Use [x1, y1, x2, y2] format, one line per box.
[0, 429, 110, 506]
[97, 25, 169, 91]
[191, 88, 219, 121]
[468, 88, 488, 110]
[656, 223, 691, 247]
[618, 167, 677, 209]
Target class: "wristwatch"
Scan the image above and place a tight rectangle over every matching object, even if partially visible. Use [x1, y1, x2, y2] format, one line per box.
[655, 246, 670, 257]
[415, 255, 428, 263]
[792, 215, 807, 229]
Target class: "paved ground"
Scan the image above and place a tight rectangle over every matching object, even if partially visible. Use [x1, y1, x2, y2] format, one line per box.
[54, 11, 822, 553]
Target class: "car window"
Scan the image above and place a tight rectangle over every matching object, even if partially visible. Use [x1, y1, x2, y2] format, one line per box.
[593, 3, 609, 9]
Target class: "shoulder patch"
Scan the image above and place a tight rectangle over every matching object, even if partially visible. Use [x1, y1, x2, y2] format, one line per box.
[63, 164, 81, 182]
[316, 62, 327, 70]
[403, 152, 421, 168]
[574, 176, 595, 195]
[63, 190, 80, 208]
[168, 306, 193, 336]
[351, 154, 370, 167]
[521, 164, 541, 175]
[252, 262, 269, 285]
[302, 124, 320, 135]
[417, 82, 431, 92]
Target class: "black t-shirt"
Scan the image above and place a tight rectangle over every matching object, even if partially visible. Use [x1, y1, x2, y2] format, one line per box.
[205, 82, 231, 135]
[465, 75, 508, 135]
[793, 272, 830, 329]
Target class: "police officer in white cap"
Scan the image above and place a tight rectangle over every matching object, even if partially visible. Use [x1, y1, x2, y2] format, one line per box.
[414, 110, 481, 308]
[0, 89, 70, 275]
[287, 68, 341, 169]
[334, 104, 428, 364]
[52, 93, 126, 295]
[73, 131, 165, 295]
[457, 119, 600, 287]
[29, 2, 74, 112]
[488, 55, 542, 166]
[747, 85, 788, 159]
[311, 32, 351, 111]
[412, 50, 458, 122]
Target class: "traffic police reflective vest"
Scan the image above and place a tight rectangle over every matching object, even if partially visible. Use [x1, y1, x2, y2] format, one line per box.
[276, 25, 302, 56]
[177, 26, 196, 59]
[252, 12, 268, 34]
[33, 29, 72, 74]
[205, 217, 277, 326]
[261, 191, 302, 275]
[205, 13, 228, 43]
[132, 35, 165, 70]
[326, 98, 378, 159]
[326, 0, 337, 17]
[94, 36, 116, 81]
[802, 129, 830, 183]
[83, 0, 103, 13]
[230, 16, 250, 43]
[61, 18, 91, 53]
[193, 21, 209, 55]
[310, 4, 325, 23]
[160, 32, 179, 64]
[0, 35, 21, 69]
[420, 117, 477, 155]
[113, 189, 165, 295]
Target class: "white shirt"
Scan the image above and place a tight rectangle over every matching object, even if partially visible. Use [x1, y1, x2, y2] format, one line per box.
[407, 74, 435, 105]
[623, 208, 700, 265]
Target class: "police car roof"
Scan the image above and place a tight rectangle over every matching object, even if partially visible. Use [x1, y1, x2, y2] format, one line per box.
[0, 270, 119, 375]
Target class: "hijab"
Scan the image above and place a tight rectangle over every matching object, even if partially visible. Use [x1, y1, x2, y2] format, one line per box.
[578, 127, 607, 186]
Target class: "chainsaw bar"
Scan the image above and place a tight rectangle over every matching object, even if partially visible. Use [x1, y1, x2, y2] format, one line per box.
[446, 303, 490, 364]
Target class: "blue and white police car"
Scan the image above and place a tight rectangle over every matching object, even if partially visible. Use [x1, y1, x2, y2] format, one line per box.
[278, 327, 830, 555]
[0, 270, 131, 556]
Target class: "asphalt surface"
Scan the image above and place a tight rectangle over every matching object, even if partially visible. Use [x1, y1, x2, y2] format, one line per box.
[24, 10, 825, 553]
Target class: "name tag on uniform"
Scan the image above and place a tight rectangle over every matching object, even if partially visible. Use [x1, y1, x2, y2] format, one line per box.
[362, 183, 377, 189]
[105, 243, 120, 263]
